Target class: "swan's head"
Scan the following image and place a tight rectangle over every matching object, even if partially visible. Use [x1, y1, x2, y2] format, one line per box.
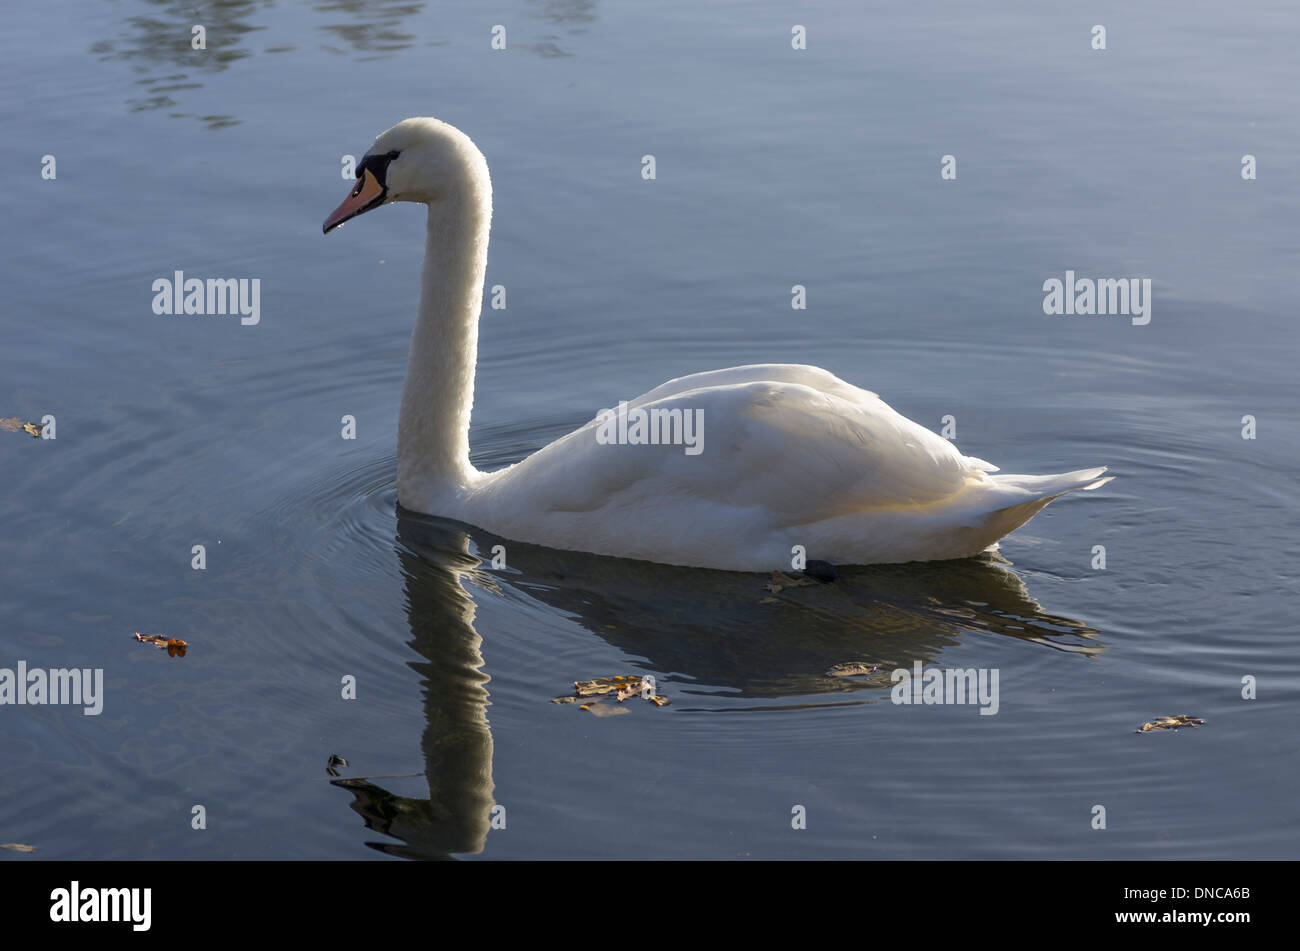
[322, 117, 489, 234]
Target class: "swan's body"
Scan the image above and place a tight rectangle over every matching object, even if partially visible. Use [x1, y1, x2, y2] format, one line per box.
[324, 118, 1111, 572]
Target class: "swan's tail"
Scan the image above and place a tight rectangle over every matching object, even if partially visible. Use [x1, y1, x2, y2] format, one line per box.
[975, 467, 1113, 548]
[990, 466, 1114, 499]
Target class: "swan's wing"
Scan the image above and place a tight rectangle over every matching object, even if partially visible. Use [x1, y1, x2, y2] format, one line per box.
[493, 372, 994, 526]
[628, 364, 876, 406]
[628, 364, 1000, 471]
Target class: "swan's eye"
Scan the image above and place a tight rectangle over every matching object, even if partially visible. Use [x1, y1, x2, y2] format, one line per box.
[357, 150, 402, 189]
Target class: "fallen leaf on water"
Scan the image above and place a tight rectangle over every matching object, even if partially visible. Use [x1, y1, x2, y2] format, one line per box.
[1, 843, 36, 853]
[1137, 715, 1205, 733]
[326, 754, 348, 777]
[1, 417, 42, 437]
[558, 675, 668, 711]
[827, 663, 881, 677]
[134, 633, 188, 657]
[766, 571, 818, 594]
[575, 675, 640, 697]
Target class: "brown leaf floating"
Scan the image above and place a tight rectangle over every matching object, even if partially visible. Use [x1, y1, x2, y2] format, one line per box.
[827, 663, 881, 677]
[1137, 715, 1205, 733]
[134, 633, 188, 657]
[765, 571, 819, 594]
[555, 675, 669, 712]
[1, 417, 42, 437]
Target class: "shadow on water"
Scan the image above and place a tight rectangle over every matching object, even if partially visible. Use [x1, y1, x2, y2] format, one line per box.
[332, 506, 1104, 859]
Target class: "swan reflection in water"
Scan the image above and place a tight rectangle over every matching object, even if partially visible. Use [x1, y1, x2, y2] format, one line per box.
[333, 510, 1104, 859]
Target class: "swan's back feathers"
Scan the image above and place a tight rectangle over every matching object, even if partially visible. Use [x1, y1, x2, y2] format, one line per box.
[497, 367, 980, 518]
[638, 363, 1012, 472]
[460, 365, 1111, 568]
[630, 363, 876, 406]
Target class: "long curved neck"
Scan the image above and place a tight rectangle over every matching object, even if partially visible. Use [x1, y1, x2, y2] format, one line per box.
[397, 186, 491, 505]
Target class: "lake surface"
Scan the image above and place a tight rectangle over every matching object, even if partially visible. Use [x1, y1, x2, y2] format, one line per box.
[2, 0, 1297, 859]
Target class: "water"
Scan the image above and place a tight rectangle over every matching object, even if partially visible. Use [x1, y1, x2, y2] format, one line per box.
[2, 0, 1297, 859]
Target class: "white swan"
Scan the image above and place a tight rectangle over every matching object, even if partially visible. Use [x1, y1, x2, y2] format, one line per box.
[323, 118, 1112, 572]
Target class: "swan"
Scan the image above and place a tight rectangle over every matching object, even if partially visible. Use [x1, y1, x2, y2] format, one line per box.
[323, 117, 1112, 572]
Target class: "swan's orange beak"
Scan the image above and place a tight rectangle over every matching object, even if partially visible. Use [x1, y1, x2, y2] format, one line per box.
[323, 168, 386, 234]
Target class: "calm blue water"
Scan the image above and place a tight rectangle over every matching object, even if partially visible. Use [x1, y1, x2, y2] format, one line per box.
[1, 0, 1297, 859]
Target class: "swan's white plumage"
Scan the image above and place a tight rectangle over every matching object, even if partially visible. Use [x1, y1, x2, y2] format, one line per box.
[326, 118, 1112, 572]
[451, 364, 1109, 570]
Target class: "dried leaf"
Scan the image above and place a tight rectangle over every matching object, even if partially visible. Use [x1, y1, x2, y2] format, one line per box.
[766, 570, 818, 593]
[557, 674, 668, 711]
[827, 663, 880, 677]
[1, 418, 41, 437]
[1137, 714, 1205, 733]
[1, 843, 36, 853]
[575, 675, 645, 697]
[134, 633, 188, 657]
